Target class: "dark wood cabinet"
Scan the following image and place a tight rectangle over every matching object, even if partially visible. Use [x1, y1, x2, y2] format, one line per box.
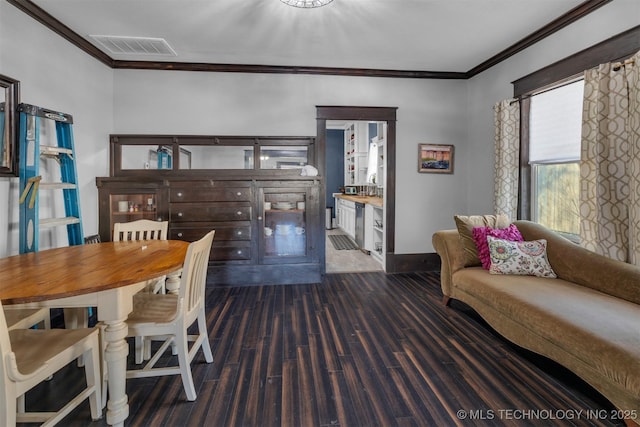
[97, 134, 322, 286]
[96, 178, 169, 243]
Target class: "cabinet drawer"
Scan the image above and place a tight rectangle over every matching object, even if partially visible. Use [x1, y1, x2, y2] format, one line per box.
[170, 223, 251, 241]
[169, 229, 251, 261]
[171, 185, 251, 202]
[214, 242, 252, 261]
[171, 203, 251, 222]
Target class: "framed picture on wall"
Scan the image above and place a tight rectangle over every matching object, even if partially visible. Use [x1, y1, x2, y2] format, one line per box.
[418, 143, 454, 174]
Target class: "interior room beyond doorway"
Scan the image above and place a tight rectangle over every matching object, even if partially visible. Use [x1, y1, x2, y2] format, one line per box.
[325, 120, 386, 273]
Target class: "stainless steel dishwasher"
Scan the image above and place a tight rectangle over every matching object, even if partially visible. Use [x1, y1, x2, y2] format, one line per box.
[355, 202, 364, 248]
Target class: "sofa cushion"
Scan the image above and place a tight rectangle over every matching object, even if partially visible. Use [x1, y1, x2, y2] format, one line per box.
[487, 237, 556, 278]
[452, 268, 640, 401]
[472, 224, 523, 270]
[454, 214, 510, 267]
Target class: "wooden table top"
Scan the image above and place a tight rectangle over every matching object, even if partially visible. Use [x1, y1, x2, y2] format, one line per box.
[0, 240, 189, 305]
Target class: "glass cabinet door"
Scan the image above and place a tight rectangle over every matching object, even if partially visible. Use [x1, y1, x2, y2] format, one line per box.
[261, 188, 308, 261]
[108, 192, 163, 237]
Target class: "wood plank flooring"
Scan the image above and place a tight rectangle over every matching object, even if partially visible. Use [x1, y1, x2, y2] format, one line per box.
[20, 272, 623, 426]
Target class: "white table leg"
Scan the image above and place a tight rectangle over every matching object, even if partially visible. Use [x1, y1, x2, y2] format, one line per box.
[103, 318, 129, 427]
[165, 269, 182, 295]
[97, 284, 144, 427]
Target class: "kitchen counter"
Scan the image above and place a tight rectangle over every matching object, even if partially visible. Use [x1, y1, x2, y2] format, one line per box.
[335, 194, 383, 207]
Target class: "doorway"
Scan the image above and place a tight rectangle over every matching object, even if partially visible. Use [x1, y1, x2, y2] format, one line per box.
[316, 106, 397, 274]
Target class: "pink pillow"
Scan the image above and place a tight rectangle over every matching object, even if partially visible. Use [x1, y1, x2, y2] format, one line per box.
[472, 224, 523, 269]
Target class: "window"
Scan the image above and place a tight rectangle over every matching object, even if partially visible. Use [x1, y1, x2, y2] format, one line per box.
[528, 79, 583, 236]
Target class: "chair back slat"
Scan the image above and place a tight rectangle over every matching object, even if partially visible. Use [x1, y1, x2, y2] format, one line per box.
[179, 231, 215, 323]
[113, 220, 168, 242]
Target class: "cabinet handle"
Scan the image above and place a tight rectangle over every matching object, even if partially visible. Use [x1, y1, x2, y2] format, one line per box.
[177, 232, 183, 238]
[257, 216, 262, 221]
[236, 192, 242, 196]
[237, 211, 242, 216]
[177, 192, 183, 197]
[237, 231, 242, 235]
[178, 212, 183, 217]
[237, 250, 242, 255]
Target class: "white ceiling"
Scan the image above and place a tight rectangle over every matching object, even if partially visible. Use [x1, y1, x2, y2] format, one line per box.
[31, 0, 587, 72]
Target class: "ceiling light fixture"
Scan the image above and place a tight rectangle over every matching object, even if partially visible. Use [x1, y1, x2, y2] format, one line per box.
[280, 0, 333, 8]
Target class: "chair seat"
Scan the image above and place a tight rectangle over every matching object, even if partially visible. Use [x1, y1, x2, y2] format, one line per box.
[129, 293, 179, 324]
[10, 327, 99, 376]
[1, 302, 101, 426]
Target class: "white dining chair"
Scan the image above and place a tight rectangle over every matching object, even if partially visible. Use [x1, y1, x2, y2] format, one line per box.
[113, 219, 169, 294]
[113, 219, 170, 365]
[125, 230, 215, 401]
[3, 304, 52, 413]
[113, 219, 168, 242]
[0, 300, 102, 426]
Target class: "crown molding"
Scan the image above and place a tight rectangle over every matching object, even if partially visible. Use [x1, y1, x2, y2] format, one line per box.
[7, 0, 614, 79]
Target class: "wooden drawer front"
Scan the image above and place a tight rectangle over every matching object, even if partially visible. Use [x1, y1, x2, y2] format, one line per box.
[214, 242, 252, 261]
[171, 203, 251, 222]
[171, 186, 251, 202]
[169, 229, 251, 261]
[171, 223, 251, 241]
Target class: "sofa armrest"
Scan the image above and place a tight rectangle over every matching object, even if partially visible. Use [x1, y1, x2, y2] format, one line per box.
[432, 229, 467, 302]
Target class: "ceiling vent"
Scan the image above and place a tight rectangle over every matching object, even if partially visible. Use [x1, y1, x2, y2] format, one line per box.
[89, 35, 177, 56]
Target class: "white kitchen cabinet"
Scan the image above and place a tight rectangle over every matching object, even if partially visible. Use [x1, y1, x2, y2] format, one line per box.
[336, 198, 356, 240]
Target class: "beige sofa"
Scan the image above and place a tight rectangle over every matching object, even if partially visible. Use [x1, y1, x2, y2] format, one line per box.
[432, 220, 640, 426]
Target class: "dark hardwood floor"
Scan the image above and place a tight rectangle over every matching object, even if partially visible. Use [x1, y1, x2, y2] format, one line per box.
[20, 272, 622, 426]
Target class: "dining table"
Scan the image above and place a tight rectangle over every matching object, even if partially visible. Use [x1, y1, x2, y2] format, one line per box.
[0, 239, 189, 427]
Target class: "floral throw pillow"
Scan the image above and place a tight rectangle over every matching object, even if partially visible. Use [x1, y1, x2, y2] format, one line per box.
[472, 224, 523, 270]
[487, 236, 557, 278]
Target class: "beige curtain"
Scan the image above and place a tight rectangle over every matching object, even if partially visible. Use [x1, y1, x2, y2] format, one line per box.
[494, 99, 520, 219]
[580, 51, 640, 264]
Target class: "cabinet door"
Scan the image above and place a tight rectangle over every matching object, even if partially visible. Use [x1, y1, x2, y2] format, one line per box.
[337, 199, 356, 239]
[259, 185, 318, 264]
[97, 182, 168, 242]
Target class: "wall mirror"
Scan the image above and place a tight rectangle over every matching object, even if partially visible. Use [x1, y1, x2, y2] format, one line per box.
[0, 74, 20, 177]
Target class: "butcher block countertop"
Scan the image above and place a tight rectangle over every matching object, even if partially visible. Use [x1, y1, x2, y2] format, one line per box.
[335, 194, 383, 207]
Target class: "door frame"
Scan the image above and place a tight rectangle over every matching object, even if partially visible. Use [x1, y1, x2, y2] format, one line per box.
[316, 106, 397, 273]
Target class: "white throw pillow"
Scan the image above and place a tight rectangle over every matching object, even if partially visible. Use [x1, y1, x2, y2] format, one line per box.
[487, 236, 557, 278]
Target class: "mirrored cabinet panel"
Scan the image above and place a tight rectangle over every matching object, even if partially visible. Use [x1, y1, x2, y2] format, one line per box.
[179, 145, 251, 170]
[110, 135, 314, 175]
[259, 145, 308, 170]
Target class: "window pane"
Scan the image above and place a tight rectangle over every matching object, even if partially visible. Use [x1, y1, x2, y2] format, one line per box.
[533, 163, 580, 235]
[530, 80, 583, 163]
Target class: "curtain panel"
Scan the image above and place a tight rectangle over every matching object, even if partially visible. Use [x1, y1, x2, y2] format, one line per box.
[580, 51, 640, 264]
[493, 99, 520, 220]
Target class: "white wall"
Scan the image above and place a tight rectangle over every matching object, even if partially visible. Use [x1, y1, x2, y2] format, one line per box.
[1, 0, 637, 257]
[0, 1, 114, 257]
